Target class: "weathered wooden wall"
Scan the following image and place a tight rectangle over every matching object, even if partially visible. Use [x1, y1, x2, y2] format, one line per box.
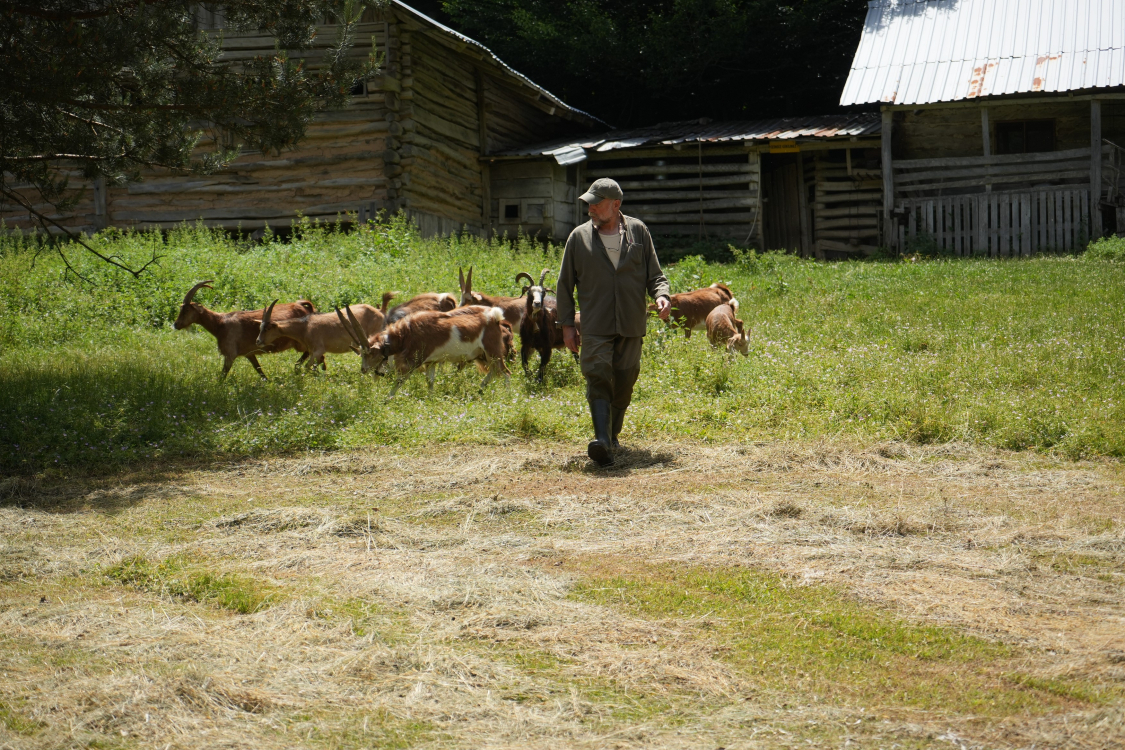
[489, 160, 578, 240]
[1, 6, 597, 237]
[809, 148, 883, 257]
[896, 101, 1094, 161]
[583, 145, 762, 245]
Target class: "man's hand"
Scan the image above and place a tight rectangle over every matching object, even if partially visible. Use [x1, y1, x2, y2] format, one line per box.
[563, 325, 579, 354]
[656, 296, 671, 321]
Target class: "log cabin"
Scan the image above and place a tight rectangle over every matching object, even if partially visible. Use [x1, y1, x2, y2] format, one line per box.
[487, 114, 884, 258]
[0, 2, 600, 237]
[840, 0, 1125, 256]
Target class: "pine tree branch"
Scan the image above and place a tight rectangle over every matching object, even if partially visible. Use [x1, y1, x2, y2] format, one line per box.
[0, 185, 161, 279]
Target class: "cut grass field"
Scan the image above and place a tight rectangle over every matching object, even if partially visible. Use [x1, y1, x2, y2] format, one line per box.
[1, 441, 1123, 748]
[2, 221, 1124, 748]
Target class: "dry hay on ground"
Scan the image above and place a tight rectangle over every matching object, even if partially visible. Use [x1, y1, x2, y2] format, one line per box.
[1, 439, 1123, 749]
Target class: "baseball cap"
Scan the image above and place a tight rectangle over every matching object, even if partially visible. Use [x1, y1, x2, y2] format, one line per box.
[580, 178, 623, 204]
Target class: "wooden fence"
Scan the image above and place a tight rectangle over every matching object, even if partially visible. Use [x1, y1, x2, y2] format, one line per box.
[894, 188, 1091, 256]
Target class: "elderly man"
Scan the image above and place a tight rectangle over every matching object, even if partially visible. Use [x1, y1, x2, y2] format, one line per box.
[557, 178, 671, 466]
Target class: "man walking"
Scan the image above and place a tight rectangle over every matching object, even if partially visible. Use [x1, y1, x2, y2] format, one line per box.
[557, 178, 671, 466]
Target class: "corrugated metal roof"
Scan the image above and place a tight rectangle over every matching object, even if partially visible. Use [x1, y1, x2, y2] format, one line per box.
[841, 0, 1125, 106]
[394, 2, 603, 125]
[494, 114, 882, 160]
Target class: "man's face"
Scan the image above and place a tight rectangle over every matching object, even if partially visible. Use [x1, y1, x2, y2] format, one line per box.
[587, 197, 621, 229]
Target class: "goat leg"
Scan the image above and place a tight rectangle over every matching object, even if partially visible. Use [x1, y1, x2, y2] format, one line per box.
[294, 352, 310, 370]
[425, 363, 437, 393]
[387, 365, 418, 400]
[521, 343, 533, 377]
[247, 354, 268, 381]
[220, 356, 236, 380]
[537, 347, 551, 383]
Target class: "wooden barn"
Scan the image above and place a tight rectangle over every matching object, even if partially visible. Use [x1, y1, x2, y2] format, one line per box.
[0, 2, 599, 237]
[841, 0, 1125, 255]
[485, 115, 885, 258]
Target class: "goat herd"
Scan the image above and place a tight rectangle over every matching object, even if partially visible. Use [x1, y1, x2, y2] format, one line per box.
[173, 266, 750, 398]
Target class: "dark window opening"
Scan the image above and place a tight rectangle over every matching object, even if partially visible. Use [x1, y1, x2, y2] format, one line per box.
[504, 203, 520, 220]
[996, 120, 1055, 154]
[350, 79, 366, 96]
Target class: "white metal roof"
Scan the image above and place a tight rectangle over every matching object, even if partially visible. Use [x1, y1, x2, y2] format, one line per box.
[840, 0, 1125, 106]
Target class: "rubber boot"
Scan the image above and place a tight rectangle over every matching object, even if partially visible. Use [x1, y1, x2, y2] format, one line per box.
[610, 406, 626, 450]
[587, 399, 614, 466]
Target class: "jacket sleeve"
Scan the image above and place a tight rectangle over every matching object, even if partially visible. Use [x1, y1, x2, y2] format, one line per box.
[557, 231, 578, 326]
[642, 224, 671, 301]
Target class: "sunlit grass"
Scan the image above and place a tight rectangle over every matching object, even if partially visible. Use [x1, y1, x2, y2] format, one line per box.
[570, 561, 1121, 716]
[3, 217, 1124, 475]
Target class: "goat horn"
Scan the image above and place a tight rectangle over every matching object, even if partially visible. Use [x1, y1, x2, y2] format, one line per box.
[538, 268, 552, 286]
[514, 272, 534, 288]
[260, 299, 278, 333]
[345, 304, 370, 353]
[335, 306, 363, 349]
[182, 280, 213, 306]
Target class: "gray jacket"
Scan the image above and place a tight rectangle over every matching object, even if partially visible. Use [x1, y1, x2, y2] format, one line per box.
[557, 214, 670, 338]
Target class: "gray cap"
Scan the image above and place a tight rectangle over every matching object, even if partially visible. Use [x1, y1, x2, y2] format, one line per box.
[580, 177, 623, 204]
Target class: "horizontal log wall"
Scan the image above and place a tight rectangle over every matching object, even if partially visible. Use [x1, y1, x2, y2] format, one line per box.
[811, 149, 883, 256]
[586, 147, 761, 244]
[488, 160, 576, 240]
[894, 146, 1094, 198]
[396, 29, 485, 234]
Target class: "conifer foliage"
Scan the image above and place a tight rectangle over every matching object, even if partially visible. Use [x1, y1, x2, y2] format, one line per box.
[0, 0, 381, 276]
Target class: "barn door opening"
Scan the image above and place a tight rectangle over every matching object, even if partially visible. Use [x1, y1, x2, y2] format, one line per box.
[761, 154, 802, 253]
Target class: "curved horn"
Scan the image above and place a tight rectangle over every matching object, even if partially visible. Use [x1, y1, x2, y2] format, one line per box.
[345, 304, 370, 353]
[538, 268, 553, 287]
[336, 306, 364, 350]
[260, 299, 278, 334]
[514, 272, 534, 289]
[182, 280, 213, 306]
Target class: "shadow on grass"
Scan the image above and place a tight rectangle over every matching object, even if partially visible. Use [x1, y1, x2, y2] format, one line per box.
[563, 446, 678, 475]
[0, 463, 195, 514]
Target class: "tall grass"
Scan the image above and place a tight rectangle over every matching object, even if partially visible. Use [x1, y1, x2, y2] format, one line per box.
[2, 217, 1124, 476]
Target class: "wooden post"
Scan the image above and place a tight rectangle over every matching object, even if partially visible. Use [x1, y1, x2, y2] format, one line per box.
[1092, 98, 1103, 237]
[796, 151, 812, 257]
[881, 109, 894, 221]
[475, 70, 490, 235]
[93, 176, 107, 230]
[981, 107, 991, 193]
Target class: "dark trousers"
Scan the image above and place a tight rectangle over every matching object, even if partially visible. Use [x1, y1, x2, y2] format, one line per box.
[580, 335, 643, 409]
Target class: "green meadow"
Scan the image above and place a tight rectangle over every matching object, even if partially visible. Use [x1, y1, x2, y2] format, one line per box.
[3, 217, 1124, 476]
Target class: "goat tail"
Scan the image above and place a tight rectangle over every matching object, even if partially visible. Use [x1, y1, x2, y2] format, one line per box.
[486, 306, 505, 324]
[381, 291, 398, 313]
[728, 297, 739, 315]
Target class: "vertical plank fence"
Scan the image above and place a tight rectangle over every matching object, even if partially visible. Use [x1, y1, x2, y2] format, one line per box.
[892, 188, 1090, 256]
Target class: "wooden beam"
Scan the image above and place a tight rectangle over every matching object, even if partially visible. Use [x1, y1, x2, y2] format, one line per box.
[881, 110, 894, 220]
[981, 107, 991, 193]
[797, 152, 812, 257]
[1092, 98, 1103, 237]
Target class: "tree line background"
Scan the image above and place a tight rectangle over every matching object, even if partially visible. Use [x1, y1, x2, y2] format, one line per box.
[420, 0, 870, 128]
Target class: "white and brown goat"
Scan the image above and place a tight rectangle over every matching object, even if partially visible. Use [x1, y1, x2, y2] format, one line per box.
[384, 291, 457, 325]
[338, 304, 511, 398]
[173, 280, 316, 379]
[458, 266, 525, 328]
[257, 299, 384, 371]
[653, 282, 734, 338]
[706, 298, 750, 356]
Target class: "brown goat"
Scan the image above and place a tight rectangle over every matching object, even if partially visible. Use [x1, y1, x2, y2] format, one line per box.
[257, 300, 384, 370]
[706, 298, 750, 356]
[340, 304, 510, 399]
[384, 291, 457, 325]
[458, 266, 525, 328]
[653, 282, 734, 338]
[515, 268, 574, 382]
[172, 281, 316, 379]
